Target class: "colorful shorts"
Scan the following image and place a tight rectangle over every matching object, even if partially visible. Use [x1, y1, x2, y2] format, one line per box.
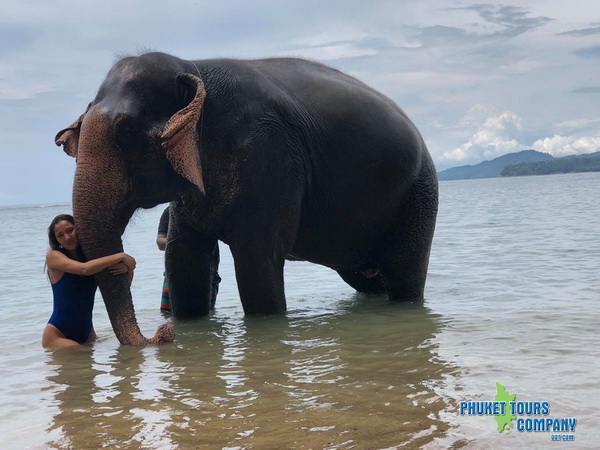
[161, 273, 221, 312]
[160, 277, 171, 312]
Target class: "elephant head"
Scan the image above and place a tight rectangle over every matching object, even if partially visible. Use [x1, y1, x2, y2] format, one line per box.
[54, 53, 207, 345]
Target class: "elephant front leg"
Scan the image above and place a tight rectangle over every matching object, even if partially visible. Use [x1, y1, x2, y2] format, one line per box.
[230, 240, 287, 315]
[165, 223, 219, 318]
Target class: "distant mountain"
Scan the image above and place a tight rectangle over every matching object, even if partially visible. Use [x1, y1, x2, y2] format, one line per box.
[437, 150, 553, 181]
[501, 151, 600, 176]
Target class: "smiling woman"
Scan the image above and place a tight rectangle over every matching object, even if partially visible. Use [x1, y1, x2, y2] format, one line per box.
[42, 213, 138, 349]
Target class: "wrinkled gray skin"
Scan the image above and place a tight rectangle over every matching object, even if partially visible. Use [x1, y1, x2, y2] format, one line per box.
[55, 52, 438, 345]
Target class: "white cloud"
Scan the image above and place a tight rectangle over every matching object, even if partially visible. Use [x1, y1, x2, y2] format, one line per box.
[0, 62, 57, 99]
[442, 111, 525, 164]
[532, 134, 600, 157]
[288, 43, 378, 61]
[288, 28, 370, 48]
[0, 80, 56, 100]
[556, 118, 600, 131]
[497, 58, 544, 75]
[458, 104, 496, 127]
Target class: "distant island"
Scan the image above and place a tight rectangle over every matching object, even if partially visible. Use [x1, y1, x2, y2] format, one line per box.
[501, 152, 600, 176]
[437, 150, 600, 181]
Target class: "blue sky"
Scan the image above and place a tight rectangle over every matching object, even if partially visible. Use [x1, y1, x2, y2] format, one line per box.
[1, 0, 598, 206]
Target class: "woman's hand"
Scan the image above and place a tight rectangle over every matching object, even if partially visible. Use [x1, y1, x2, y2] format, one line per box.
[109, 253, 136, 275]
[109, 262, 129, 275]
[122, 254, 137, 272]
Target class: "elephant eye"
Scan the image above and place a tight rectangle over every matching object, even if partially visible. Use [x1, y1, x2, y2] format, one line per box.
[115, 119, 142, 153]
[121, 126, 134, 139]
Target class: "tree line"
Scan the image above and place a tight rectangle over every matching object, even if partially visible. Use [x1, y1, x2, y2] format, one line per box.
[501, 153, 600, 176]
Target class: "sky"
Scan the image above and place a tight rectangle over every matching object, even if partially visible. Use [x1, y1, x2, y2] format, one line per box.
[1, 0, 599, 206]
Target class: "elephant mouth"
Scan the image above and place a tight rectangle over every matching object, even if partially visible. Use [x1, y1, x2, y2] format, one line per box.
[129, 173, 173, 208]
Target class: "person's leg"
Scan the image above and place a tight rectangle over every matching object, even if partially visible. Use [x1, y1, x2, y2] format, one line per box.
[42, 324, 86, 349]
[83, 327, 97, 345]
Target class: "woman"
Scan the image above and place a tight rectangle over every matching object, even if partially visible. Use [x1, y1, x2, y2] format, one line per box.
[42, 214, 136, 349]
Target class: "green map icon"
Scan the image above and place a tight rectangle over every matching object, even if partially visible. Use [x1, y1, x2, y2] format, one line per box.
[495, 382, 516, 432]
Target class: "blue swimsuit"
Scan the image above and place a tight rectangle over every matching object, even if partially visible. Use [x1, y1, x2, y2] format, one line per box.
[48, 272, 97, 344]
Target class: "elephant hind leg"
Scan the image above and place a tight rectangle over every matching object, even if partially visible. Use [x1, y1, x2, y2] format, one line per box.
[337, 268, 387, 294]
[380, 165, 438, 302]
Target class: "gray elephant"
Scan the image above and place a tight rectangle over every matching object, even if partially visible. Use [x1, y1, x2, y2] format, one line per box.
[55, 52, 438, 345]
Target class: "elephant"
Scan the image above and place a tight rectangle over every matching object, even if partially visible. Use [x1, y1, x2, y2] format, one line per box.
[55, 52, 438, 345]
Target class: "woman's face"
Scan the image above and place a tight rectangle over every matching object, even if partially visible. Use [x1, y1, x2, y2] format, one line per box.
[54, 220, 78, 251]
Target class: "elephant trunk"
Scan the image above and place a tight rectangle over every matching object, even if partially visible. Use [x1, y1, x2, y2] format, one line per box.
[72, 114, 173, 345]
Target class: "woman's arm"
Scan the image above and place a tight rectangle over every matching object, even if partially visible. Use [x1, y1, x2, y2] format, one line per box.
[46, 250, 136, 276]
[156, 233, 167, 251]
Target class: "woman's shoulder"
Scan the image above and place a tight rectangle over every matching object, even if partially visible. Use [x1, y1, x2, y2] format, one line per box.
[46, 249, 72, 270]
[46, 249, 65, 261]
[46, 251, 65, 284]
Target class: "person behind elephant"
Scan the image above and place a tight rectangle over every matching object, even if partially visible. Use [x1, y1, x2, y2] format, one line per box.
[156, 206, 221, 313]
[42, 214, 136, 349]
[156, 207, 171, 313]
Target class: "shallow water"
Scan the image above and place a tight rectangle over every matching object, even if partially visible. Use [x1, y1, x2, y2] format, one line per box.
[0, 172, 598, 448]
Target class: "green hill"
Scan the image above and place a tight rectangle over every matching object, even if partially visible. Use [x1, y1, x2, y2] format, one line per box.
[437, 150, 553, 180]
[501, 152, 600, 176]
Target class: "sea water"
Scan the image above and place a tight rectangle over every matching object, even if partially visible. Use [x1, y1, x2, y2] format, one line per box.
[0, 172, 598, 448]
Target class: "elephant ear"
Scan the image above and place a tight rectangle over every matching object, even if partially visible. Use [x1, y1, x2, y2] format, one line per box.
[54, 102, 92, 158]
[161, 73, 206, 194]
